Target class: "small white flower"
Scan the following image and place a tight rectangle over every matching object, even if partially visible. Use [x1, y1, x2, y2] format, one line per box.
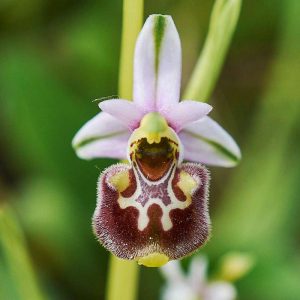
[161, 256, 236, 300]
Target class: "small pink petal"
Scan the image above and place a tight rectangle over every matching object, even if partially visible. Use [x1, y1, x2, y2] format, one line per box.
[160, 261, 186, 284]
[72, 112, 130, 160]
[179, 117, 241, 167]
[162, 100, 212, 132]
[162, 283, 197, 300]
[187, 256, 208, 293]
[204, 282, 236, 300]
[133, 15, 182, 111]
[99, 99, 144, 130]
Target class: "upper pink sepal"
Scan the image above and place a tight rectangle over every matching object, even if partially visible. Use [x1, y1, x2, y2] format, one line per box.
[133, 15, 182, 111]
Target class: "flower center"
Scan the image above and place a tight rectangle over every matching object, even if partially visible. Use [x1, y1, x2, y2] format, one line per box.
[127, 112, 181, 181]
[135, 137, 176, 181]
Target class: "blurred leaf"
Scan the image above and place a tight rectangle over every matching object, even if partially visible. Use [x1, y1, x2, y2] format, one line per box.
[55, 1, 121, 98]
[208, 0, 300, 298]
[14, 178, 108, 299]
[0, 204, 46, 300]
[0, 43, 113, 201]
[184, 0, 241, 100]
[0, 257, 19, 300]
[0, 43, 112, 299]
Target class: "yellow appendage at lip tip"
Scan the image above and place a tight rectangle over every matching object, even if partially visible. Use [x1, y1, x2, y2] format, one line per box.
[137, 252, 169, 267]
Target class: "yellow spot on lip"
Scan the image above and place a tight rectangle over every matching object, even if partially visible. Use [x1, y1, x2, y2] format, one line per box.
[137, 252, 169, 267]
[177, 171, 197, 205]
[109, 170, 130, 192]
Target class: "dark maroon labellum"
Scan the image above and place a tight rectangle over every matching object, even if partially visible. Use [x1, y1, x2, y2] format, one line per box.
[92, 162, 210, 261]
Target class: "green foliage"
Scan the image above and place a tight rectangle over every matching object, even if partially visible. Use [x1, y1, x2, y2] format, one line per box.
[184, 0, 241, 101]
[0, 0, 299, 299]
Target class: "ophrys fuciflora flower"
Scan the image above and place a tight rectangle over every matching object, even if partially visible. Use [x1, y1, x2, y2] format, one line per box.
[72, 15, 241, 267]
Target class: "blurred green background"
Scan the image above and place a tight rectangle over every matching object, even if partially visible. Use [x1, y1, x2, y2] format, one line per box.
[0, 0, 299, 299]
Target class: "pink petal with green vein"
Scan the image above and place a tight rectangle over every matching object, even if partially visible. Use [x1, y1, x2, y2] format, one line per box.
[179, 117, 241, 167]
[72, 112, 130, 160]
[133, 15, 182, 111]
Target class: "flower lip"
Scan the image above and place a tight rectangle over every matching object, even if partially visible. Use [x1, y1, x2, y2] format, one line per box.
[93, 162, 210, 262]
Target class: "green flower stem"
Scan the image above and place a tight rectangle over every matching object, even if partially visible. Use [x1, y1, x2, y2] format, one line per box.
[184, 0, 241, 101]
[107, 1, 143, 300]
[118, 0, 144, 99]
[107, 255, 139, 300]
[0, 204, 45, 300]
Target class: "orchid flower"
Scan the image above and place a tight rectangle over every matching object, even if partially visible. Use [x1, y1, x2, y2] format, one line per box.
[72, 15, 241, 267]
[161, 256, 237, 300]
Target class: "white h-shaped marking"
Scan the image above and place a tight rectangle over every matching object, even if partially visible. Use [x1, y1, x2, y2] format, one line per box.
[117, 165, 196, 231]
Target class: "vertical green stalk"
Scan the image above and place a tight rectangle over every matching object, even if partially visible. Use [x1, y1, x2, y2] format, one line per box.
[107, 256, 140, 300]
[0, 204, 45, 300]
[107, 1, 143, 300]
[184, 0, 241, 101]
[118, 0, 144, 99]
